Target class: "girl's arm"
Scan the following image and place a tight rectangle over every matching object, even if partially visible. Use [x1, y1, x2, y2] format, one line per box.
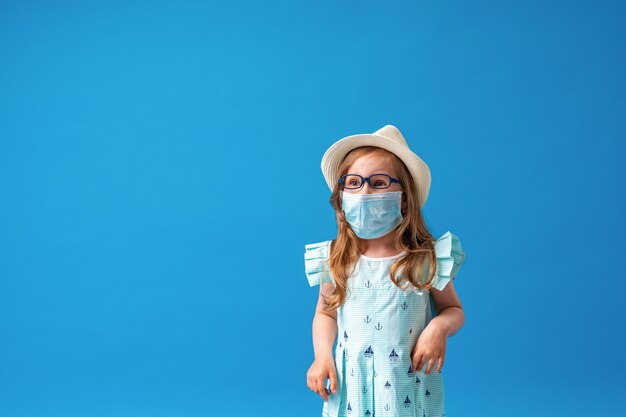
[429, 279, 465, 337]
[312, 281, 338, 359]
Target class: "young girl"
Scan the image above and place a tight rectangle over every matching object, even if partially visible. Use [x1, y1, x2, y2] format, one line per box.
[304, 125, 466, 417]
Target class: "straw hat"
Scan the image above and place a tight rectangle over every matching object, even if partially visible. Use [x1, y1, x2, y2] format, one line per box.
[321, 124, 432, 208]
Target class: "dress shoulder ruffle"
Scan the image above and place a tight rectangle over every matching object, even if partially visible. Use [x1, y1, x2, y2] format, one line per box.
[431, 231, 466, 291]
[304, 240, 335, 287]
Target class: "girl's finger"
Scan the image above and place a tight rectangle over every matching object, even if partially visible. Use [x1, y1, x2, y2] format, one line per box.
[413, 352, 423, 372]
[425, 355, 435, 374]
[436, 354, 444, 373]
[329, 367, 338, 394]
[424, 355, 433, 375]
[316, 378, 328, 402]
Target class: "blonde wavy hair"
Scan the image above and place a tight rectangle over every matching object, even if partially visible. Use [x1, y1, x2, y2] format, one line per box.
[322, 146, 439, 311]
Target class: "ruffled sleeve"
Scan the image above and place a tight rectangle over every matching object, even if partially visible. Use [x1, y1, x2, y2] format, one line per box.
[430, 231, 466, 291]
[304, 240, 335, 287]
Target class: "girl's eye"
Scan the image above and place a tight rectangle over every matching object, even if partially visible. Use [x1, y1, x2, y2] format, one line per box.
[343, 175, 362, 188]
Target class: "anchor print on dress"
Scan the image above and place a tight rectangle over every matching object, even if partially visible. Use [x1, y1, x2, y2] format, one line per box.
[389, 349, 399, 362]
[384, 404, 391, 412]
[364, 346, 374, 358]
[365, 280, 372, 288]
[374, 322, 383, 330]
[364, 315, 371, 324]
[400, 301, 409, 310]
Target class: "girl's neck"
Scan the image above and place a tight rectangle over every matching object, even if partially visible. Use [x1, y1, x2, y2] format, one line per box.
[359, 232, 403, 258]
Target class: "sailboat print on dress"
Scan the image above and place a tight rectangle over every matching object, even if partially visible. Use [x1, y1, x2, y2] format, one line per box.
[404, 395, 412, 408]
[389, 349, 399, 362]
[364, 345, 374, 358]
[344, 330, 348, 342]
[384, 381, 392, 389]
[407, 365, 414, 377]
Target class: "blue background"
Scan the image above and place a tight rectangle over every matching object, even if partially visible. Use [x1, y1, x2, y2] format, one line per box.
[1, 1, 624, 416]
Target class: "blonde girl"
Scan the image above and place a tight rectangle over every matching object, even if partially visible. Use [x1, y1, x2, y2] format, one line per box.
[304, 125, 466, 417]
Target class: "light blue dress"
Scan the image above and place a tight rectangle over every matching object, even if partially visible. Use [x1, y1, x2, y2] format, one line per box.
[305, 231, 465, 417]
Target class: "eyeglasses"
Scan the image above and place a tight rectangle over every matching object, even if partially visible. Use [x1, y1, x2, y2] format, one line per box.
[338, 173, 403, 190]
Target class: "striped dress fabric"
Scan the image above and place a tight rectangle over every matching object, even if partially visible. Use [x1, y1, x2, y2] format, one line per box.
[305, 231, 465, 417]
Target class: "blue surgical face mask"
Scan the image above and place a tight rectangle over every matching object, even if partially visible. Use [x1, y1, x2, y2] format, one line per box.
[340, 190, 404, 239]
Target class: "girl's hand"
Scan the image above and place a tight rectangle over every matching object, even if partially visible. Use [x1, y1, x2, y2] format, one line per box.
[411, 318, 449, 374]
[307, 355, 337, 402]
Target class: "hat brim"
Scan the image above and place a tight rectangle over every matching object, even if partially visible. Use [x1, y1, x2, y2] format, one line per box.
[321, 133, 431, 207]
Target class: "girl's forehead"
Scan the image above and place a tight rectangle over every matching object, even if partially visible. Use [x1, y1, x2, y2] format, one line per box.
[347, 154, 395, 175]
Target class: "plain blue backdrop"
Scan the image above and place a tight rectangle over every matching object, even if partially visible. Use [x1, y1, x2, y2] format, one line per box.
[1, 1, 624, 416]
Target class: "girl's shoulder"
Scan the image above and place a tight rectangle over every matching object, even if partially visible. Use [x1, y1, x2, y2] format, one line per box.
[303, 239, 334, 287]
